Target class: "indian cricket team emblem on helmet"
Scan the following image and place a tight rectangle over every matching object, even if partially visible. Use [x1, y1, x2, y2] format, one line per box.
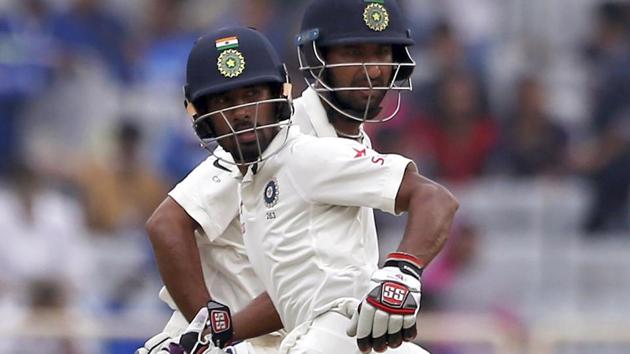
[217, 49, 245, 78]
[363, 2, 389, 32]
[264, 178, 279, 208]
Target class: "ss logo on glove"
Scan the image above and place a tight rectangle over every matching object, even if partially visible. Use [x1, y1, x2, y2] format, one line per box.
[381, 282, 409, 307]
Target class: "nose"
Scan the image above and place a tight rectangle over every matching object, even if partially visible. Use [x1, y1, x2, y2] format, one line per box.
[225, 101, 256, 130]
[366, 65, 383, 81]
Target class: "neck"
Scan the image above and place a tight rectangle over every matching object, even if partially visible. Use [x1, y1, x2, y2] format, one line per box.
[328, 109, 364, 141]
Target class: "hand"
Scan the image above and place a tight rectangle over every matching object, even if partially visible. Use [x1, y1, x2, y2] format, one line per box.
[347, 252, 423, 353]
[166, 300, 234, 354]
[135, 332, 172, 354]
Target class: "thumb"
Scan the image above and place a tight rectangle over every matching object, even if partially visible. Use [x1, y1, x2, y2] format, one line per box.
[338, 298, 361, 319]
[342, 299, 361, 337]
[346, 310, 360, 337]
[179, 308, 210, 353]
[187, 307, 210, 334]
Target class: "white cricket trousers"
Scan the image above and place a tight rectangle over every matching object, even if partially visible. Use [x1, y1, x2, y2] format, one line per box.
[279, 311, 430, 354]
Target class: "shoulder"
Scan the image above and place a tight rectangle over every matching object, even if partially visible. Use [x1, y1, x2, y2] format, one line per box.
[285, 135, 367, 170]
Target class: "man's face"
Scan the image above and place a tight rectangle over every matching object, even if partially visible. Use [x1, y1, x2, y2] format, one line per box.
[325, 43, 393, 114]
[203, 84, 278, 163]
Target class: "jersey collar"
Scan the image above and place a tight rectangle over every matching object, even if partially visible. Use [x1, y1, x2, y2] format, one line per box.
[300, 87, 338, 138]
[233, 124, 300, 181]
[300, 87, 369, 145]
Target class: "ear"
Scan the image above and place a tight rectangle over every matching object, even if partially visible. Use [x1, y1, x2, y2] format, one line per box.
[183, 84, 199, 120]
[184, 98, 199, 121]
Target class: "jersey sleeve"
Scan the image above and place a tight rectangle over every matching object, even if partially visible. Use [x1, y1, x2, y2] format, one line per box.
[168, 148, 240, 241]
[287, 137, 415, 215]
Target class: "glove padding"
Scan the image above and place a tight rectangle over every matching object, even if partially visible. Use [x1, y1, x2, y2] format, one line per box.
[166, 300, 234, 354]
[166, 308, 216, 354]
[347, 253, 423, 353]
[135, 332, 172, 354]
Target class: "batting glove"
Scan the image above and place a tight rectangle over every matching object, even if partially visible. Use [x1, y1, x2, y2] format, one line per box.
[167, 300, 235, 354]
[135, 332, 172, 354]
[347, 252, 423, 353]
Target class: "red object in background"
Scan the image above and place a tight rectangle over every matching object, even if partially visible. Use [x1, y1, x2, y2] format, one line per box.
[410, 116, 499, 183]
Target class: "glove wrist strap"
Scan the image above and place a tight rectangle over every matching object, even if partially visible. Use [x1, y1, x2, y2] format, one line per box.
[205, 300, 234, 348]
[384, 252, 424, 279]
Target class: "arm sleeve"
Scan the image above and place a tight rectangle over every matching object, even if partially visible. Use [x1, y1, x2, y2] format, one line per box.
[288, 137, 415, 215]
[168, 150, 239, 241]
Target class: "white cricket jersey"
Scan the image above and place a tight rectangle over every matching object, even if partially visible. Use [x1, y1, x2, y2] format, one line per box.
[161, 147, 263, 312]
[237, 126, 413, 331]
[159, 87, 376, 315]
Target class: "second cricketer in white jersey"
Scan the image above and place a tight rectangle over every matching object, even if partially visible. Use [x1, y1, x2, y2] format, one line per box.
[235, 125, 431, 353]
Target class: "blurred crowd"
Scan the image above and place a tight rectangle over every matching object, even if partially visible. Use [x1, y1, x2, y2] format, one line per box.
[0, 0, 628, 353]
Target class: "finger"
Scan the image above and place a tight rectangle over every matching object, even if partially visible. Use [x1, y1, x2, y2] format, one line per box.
[387, 314, 404, 348]
[356, 303, 376, 339]
[357, 336, 373, 353]
[372, 334, 388, 352]
[356, 303, 376, 352]
[372, 310, 389, 338]
[144, 332, 172, 353]
[187, 307, 210, 334]
[388, 314, 403, 335]
[402, 321, 417, 341]
[340, 298, 361, 319]
[387, 331, 403, 348]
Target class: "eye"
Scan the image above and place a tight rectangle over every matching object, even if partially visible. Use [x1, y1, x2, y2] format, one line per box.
[345, 47, 362, 58]
[210, 95, 229, 108]
[246, 87, 261, 98]
[378, 46, 393, 59]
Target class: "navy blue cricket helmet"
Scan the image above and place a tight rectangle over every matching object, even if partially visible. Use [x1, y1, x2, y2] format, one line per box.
[296, 0, 416, 122]
[183, 26, 292, 165]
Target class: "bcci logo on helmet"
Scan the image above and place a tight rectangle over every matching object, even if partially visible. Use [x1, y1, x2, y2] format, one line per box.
[363, 3, 389, 32]
[217, 49, 246, 78]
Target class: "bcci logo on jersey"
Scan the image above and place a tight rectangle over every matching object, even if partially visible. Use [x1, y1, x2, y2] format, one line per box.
[264, 178, 279, 208]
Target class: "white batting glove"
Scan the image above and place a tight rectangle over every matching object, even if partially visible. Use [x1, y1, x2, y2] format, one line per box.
[347, 252, 423, 353]
[135, 332, 172, 354]
[166, 307, 222, 354]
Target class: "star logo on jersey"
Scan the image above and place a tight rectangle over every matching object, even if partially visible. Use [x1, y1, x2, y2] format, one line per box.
[217, 49, 245, 78]
[363, 3, 389, 32]
[353, 147, 367, 158]
[263, 178, 279, 208]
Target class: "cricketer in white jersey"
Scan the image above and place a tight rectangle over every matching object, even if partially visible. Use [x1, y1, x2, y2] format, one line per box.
[236, 124, 430, 354]
[138, 87, 385, 354]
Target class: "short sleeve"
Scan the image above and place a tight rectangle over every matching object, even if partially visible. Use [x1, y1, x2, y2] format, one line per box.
[287, 137, 414, 214]
[168, 150, 240, 241]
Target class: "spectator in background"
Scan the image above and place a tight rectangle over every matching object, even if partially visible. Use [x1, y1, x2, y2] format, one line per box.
[494, 76, 569, 177]
[0, 0, 57, 172]
[414, 21, 479, 105]
[421, 219, 480, 311]
[0, 160, 91, 333]
[410, 71, 498, 183]
[51, 0, 132, 82]
[135, 0, 199, 87]
[75, 120, 167, 233]
[574, 1, 630, 233]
